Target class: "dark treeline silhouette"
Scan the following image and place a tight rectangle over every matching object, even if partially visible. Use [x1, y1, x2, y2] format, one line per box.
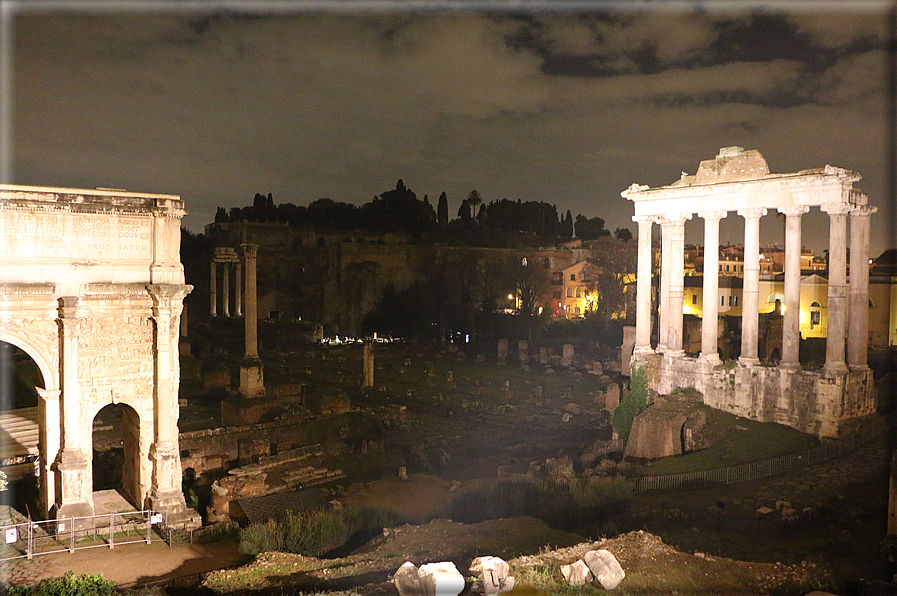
[216, 180, 631, 246]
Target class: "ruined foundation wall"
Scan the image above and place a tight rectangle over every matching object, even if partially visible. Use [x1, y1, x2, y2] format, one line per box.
[644, 352, 877, 439]
[179, 410, 382, 479]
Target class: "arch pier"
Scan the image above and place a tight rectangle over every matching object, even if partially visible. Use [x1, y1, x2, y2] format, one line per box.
[624, 148, 876, 438]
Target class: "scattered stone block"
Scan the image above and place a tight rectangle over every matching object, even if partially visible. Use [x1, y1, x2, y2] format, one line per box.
[517, 340, 528, 362]
[605, 383, 621, 413]
[394, 562, 423, 596]
[561, 344, 574, 367]
[497, 338, 508, 363]
[469, 556, 515, 595]
[418, 562, 465, 596]
[560, 559, 592, 586]
[591, 360, 604, 375]
[583, 549, 625, 590]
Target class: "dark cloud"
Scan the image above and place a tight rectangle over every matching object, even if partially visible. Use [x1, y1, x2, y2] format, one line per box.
[6, 4, 894, 256]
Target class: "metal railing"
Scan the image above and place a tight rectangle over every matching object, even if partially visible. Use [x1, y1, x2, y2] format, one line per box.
[628, 412, 893, 493]
[0, 509, 165, 562]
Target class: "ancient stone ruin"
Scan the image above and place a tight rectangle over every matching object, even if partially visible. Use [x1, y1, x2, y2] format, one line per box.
[0, 185, 197, 525]
[624, 148, 877, 438]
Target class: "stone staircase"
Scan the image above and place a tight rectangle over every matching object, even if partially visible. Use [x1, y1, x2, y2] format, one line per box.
[0, 407, 40, 481]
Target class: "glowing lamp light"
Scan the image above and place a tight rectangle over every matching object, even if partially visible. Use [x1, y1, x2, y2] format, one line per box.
[508, 294, 514, 300]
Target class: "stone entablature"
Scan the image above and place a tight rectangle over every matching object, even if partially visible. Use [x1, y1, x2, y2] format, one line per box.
[0, 185, 195, 525]
[624, 148, 876, 438]
[0, 184, 185, 286]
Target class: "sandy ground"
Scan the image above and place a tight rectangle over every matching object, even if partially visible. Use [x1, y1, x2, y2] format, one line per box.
[1, 537, 246, 588]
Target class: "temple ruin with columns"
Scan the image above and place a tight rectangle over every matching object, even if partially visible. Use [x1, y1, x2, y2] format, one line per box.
[624, 147, 877, 438]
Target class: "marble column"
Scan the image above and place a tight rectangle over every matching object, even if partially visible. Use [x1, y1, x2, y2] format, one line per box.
[738, 207, 766, 364]
[243, 245, 259, 359]
[657, 219, 672, 352]
[234, 262, 243, 317]
[209, 261, 217, 317]
[666, 213, 691, 354]
[240, 244, 265, 398]
[632, 215, 654, 354]
[699, 210, 727, 362]
[55, 296, 92, 520]
[222, 263, 230, 317]
[848, 204, 876, 369]
[822, 203, 850, 374]
[778, 206, 809, 369]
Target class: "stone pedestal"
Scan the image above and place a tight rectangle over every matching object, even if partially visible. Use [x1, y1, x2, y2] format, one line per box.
[240, 358, 266, 399]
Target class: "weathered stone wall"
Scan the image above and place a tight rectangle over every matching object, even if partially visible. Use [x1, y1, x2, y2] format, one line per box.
[179, 410, 383, 480]
[645, 350, 877, 438]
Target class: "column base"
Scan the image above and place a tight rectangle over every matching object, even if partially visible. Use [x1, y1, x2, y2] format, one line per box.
[849, 364, 870, 372]
[778, 361, 800, 372]
[633, 345, 655, 356]
[148, 489, 202, 529]
[824, 362, 849, 376]
[698, 353, 721, 365]
[738, 356, 760, 367]
[240, 358, 266, 398]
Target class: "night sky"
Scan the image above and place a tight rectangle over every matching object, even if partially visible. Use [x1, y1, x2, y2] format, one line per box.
[4, 1, 895, 256]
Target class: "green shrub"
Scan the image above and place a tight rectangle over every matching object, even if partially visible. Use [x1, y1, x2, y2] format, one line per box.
[239, 506, 402, 557]
[2, 572, 115, 596]
[612, 362, 648, 446]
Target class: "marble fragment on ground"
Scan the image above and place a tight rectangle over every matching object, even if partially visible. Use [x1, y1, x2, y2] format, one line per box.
[583, 549, 625, 590]
[469, 556, 515, 594]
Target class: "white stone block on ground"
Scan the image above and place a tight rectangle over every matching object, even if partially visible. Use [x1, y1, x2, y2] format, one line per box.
[469, 556, 514, 595]
[560, 559, 592, 586]
[394, 561, 422, 596]
[419, 561, 465, 596]
[583, 549, 625, 590]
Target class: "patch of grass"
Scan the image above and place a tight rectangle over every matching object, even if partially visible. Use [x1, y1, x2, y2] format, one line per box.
[636, 406, 819, 475]
[239, 506, 403, 557]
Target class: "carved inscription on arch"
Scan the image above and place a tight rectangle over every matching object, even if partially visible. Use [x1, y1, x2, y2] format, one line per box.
[0, 212, 152, 260]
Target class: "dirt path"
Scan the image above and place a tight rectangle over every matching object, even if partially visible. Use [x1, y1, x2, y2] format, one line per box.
[0, 537, 246, 588]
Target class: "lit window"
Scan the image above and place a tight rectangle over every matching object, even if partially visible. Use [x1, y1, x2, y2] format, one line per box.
[730, 296, 738, 306]
[566, 287, 573, 298]
[574, 306, 580, 314]
[575, 287, 582, 298]
[810, 310, 821, 325]
[719, 295, 725, 306]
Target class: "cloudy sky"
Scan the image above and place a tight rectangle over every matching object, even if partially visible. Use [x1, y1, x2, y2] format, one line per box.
[3, 1, 895, 256]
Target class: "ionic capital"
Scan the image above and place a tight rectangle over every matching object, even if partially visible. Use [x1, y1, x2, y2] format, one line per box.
[777, 205, 810, 217]
[820, 202, 851, 216]
[698, 210, 728, 221]
[659, 212, 692, 226]
[737, 207, 767, 219]
[631, 215, 655, 225]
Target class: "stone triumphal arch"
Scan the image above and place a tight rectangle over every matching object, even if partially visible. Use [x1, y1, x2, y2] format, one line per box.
[0, 185, 194, 523]
[624, 147, 876, 438]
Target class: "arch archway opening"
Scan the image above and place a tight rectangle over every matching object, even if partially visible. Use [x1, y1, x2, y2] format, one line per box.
[91, 403, 142, 510]
[0, 341, 43, 512]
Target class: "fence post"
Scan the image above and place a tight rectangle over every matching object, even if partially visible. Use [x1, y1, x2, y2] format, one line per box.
[146, 512, 152, 544]
[69, 519, 75, 553]
[27, 522, 32, 560]
[109, 513, 115, 549]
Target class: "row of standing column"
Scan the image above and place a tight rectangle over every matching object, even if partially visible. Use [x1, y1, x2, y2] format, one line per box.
[632, 204, 876, 371]
[210, 260, 243, 317]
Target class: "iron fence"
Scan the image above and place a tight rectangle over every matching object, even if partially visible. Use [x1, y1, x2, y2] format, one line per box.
[0, 509, 165, 563]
